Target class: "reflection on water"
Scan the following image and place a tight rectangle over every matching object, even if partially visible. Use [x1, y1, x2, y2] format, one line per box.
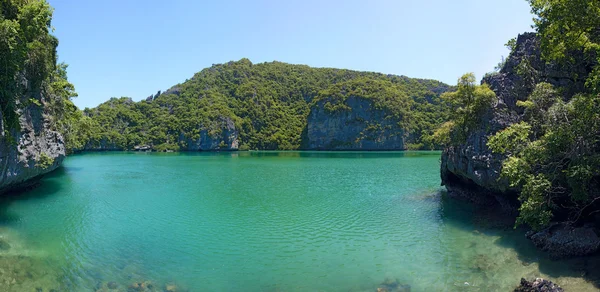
[0, 151, 597, 291]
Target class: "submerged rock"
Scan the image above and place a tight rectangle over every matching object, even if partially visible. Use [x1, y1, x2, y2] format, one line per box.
[0, 239, 10, 251]
[127, 280, 157, 292]
[376, 278, 411, 292]
[514, 278, 563, 292]
[0, 254, 62, 291]
[527, 223, 600, 259]
[107, 281, 118, 289]
[164, 283, 178, 292]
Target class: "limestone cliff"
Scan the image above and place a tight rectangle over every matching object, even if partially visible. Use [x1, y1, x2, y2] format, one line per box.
[440, 32, 598, 257]
[441, 32, 587, 204]
[0, 102, 65, 194]
[306, 96, 406, 150]
[178, 117, 239, 151]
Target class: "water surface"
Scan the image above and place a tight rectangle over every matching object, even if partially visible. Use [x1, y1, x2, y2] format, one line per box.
[0, 151, 598, 291]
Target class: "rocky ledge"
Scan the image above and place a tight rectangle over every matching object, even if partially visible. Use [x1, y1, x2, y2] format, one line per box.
[515, 278, 563, 292]
[527, 223, 600, 259]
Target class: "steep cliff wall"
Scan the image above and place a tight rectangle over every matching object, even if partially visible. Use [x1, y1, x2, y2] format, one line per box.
[179, 117, 239, 151]
[441, 32, 587, 205]
[306, 97, 405, 150]
[0, 103, 65, 194]
[440, 32, 598, 257]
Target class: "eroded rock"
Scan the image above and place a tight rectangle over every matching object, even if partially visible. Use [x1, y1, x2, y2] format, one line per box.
[0, 102, 65, 194]
[178, 116, 239, 151]
[527, 223, 600, 259]
[307, 96, 406, 150]
[515, 278, 563, 292]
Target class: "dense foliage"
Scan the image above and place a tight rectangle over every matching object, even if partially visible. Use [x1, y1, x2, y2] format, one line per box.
[431, 73, 496, 146]
[0, 0, 78, 147]
[528, 0, 600, 92]
[485, 1, 600, 230]
[81, 60, 452, 151]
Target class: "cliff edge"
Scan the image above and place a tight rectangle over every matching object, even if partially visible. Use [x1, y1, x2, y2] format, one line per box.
[0, 102, 65, 194]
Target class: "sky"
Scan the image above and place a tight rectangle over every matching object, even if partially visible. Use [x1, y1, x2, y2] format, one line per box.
[48, 0, 534, 109]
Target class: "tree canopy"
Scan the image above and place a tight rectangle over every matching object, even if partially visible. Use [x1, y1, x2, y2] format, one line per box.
[432, 73, 496, 146]
[528, 0, 600, 92]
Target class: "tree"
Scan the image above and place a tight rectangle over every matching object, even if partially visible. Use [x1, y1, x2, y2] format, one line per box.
[433, 73, 495, 146]
[528, 0, 600, 93]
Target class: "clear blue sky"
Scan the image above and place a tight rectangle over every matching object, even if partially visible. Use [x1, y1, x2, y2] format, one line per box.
[49, 0, 534, 109]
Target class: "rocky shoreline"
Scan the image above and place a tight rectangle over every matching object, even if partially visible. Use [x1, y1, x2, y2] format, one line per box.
[440, 32, 600, 260]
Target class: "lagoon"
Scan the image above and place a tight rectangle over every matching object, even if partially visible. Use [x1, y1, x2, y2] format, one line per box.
[0, 151, 597, 291]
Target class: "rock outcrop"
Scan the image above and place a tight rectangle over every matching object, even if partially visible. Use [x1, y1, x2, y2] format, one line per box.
[441, 33, 536, 200]
[441, 32, 588, 207]
[307, 96, 406, 150]
[179, 117, 239, 151]
[527, 223, 600, 259]
[0, 102, 65, 194]
[441, 32, 598, 257]
[514, 278, 563, 292]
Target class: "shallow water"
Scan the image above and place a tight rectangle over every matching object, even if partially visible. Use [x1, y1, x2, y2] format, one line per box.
[0, 151, 598, 291]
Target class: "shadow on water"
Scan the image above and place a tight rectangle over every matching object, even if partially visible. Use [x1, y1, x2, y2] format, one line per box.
[0, 166, 68, 225]
[437, 190, 600, 288]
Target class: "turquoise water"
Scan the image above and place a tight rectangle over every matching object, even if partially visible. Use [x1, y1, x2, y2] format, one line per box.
[0, 151, 598, 291]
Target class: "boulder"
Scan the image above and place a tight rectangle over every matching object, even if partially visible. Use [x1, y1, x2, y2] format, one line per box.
[514, 278, 563, 292]
[527, 223, 600, 259]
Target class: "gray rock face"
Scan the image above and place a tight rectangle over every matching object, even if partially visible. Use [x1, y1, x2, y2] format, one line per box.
[441, 32, 588, 201]
[515, 278, 564, 292]
[306, 96, 405, 150]
[527, 223, 600, 259]
[0, 104, 65, 194]
[441, 33, 536, 196]
[440, 32, 594, 256]
[179, 117, 239, 151]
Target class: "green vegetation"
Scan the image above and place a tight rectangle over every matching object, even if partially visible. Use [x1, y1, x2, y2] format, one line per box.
[0, 0, 78, 148]
[432, 73, 496, 146]
[35, 152, 54, 169]
[488, 84, 599, 230]
[528, 0, 600, 92]
[81, 60, 452, 151]
[483, 1, 600, 230]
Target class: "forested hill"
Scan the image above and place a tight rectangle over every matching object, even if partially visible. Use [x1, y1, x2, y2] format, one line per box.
[79, 59, 452, 151]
